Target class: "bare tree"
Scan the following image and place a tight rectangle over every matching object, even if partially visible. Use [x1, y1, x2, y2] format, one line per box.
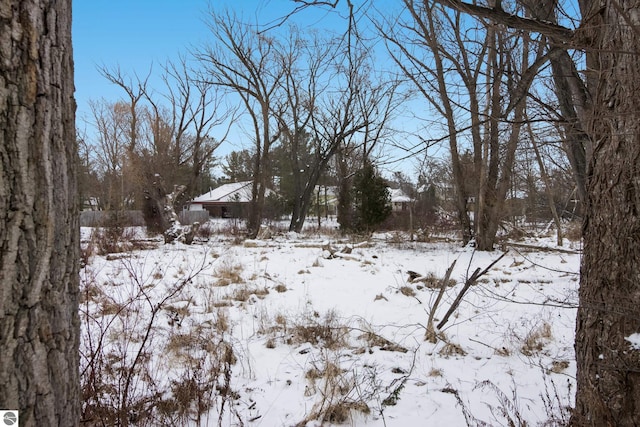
[525, 115, 564, 245]
[520, 0, 589, 204]
[197, 10, 285, 237]
[0, 0, 79, 424]
[90, 100, 131, 211]
[99, 65, 150, 155]
[380, 0, 543, 249]
[161, 57, 236, 197]
[273, 28, 334, 232]
[571, 0, 640, 423]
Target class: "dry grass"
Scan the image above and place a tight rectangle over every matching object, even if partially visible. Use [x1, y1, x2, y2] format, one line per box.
[438, 341, 467, 358]
[358, 330, 408, 353]
[414, 271, 457, 289]
[399, 286, 416, 297]
[301, 356, 373, 425]
[549, 360, 570, 374]
[290, 314, 349, 349]
[214, 260, 244, 286]
[428, 368, 443, 377]
[227, 285, 269, 302]
[521, 321, 553, 356]
[322, 401, 370, 424]
[89, 226, 146, 256]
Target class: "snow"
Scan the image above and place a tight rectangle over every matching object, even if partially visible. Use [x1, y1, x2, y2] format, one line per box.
[625, 333, 640, 350]
[80, 223, 579, 426]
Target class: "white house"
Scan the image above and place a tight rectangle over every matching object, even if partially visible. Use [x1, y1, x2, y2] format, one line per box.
[188, 181, 254, 218]
[390, 188, 413, 212]
[188, 181, 276, 218]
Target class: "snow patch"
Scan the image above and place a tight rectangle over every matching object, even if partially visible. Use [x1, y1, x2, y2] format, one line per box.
[625, 333, 640, 350]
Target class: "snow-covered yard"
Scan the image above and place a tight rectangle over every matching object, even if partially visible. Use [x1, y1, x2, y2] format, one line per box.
[80, 223, 579, 426]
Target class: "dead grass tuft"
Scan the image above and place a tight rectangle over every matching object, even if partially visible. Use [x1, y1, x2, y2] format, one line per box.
[415, 272, 457, 289]
[274, 284, 288, 293]
[358, 331, 408, 353]
[521, 321, 553, 356]
[323, 401, 370, 423]
[428, 368, 443, 377]
[214, 261, 244, 286]
[399, 286, 416, 297]
[549, 360, 570, 374]
[289, 310, 349, 350]
[438, 341, 467, 358]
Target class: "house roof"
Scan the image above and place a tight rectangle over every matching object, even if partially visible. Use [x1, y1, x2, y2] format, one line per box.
[390, 188, 412, 203]
[191, 181, 253, 204]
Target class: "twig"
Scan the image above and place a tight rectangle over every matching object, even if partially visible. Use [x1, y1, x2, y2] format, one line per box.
[437, 252, 507, 330]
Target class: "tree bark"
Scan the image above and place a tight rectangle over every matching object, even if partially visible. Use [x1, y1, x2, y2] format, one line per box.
[0, 0, 80, 425]
[573, 0, 640, 424]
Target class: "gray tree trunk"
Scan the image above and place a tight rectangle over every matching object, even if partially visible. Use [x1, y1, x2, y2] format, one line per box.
[572, 0, 640, 424]
[0, 0, 80, 425]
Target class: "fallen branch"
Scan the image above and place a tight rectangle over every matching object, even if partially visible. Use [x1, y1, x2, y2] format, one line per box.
[436, 252, 507, 330]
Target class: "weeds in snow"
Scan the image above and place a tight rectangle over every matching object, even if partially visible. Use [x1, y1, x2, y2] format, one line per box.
[79, 250, 243, 426]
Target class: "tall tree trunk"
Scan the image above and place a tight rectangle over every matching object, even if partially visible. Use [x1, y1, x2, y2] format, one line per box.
[0, 0, 80, 425]
[549, 53, 589, 204]
[573, 0, 640, 424]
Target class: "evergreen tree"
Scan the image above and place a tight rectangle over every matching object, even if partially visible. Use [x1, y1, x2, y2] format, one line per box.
[352, 162, 391, 232]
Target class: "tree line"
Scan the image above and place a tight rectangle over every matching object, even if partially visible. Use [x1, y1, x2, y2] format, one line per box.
[80, 5, 577, 242]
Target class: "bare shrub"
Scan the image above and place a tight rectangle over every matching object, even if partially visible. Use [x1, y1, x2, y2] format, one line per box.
[196, 221, 216, 240]
[298, 354, 373, 425]
[90, 226, 140, 255]
[539, 370, 573, 426]
[475, 380, 528, 427]
[157, 320, 237, 425]
[452, 375, 573, 427]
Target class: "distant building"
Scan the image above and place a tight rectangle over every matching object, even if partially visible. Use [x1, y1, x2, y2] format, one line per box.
[389, 188, 413, 212]
[188, 181, 271, 218]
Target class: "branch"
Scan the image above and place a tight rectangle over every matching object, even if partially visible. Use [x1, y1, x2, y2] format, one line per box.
[436, 251, 507, 330]
[426, 259, 457, 342]
[434, 0, 574, 43]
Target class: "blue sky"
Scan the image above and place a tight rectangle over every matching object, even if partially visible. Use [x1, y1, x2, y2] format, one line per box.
[72, 1, 347, 125]
[71, 1, 423, 174]
[74, 1, 213, 126]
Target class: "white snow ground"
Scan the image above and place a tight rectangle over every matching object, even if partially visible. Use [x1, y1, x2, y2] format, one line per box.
[80, 223, 579, 426]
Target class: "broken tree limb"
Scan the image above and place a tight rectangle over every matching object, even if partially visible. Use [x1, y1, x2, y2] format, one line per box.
[426, 259, 457, 342]
[436, 252, 507, 330]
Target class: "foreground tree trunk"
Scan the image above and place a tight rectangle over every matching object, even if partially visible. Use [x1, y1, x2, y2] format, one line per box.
[572, 0, 640, 424]
[0, 0, 80, 425]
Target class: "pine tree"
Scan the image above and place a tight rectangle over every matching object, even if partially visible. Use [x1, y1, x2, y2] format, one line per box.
[352, 162, 391, 232]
